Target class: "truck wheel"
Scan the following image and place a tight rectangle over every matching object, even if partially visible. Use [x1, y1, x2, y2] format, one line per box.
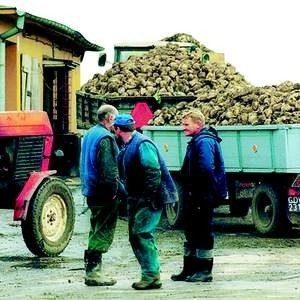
[165, 179, 184, 228]
[251, 184, 286, 236]
[21, 177, 75, 257]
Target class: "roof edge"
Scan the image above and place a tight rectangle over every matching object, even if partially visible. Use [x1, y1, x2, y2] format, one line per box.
[0, 5, 104, 52]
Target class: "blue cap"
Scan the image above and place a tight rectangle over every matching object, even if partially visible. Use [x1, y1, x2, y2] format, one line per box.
[113, 114, 135, 126]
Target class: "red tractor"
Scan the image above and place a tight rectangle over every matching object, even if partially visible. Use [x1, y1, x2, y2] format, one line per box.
[0, 111, 75, 257]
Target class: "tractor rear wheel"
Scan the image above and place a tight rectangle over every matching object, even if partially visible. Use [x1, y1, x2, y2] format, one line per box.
[21, 177, 75, 257]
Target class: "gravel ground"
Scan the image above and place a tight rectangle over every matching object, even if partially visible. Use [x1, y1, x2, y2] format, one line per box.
[1, 184, 300, 299]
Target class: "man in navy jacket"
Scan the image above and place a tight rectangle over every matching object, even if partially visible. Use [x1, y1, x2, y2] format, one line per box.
[171, 109, 227, 282]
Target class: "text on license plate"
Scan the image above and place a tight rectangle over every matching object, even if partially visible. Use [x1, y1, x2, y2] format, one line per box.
[288, 196, 300, 212]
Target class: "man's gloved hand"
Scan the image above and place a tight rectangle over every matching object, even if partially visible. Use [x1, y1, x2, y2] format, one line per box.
[117, 179, 128, 199]
[145, 197, 162, 211]
[126, 196, 144, 212]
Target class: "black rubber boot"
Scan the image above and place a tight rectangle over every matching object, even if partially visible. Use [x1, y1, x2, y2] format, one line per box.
[132, 275, 162, 290]
[185, 258, 213, 282]
[84, 250, 116, 286]
[171, 256, 195, 281]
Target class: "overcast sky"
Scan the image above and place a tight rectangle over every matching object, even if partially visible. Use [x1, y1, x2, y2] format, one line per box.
[1, 0, 300, 86]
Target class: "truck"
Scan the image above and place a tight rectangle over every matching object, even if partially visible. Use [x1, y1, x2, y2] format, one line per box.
[0, 111, 75, 256]
[142, 124, 300, 236]
[76, 39, 300, 236]
[76, 38, 300, 236]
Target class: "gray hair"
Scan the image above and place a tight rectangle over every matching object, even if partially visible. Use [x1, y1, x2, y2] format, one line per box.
[97, 104, 118, 122]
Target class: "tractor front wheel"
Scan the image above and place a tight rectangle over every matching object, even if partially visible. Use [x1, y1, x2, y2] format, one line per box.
[21, 177, 75, 257]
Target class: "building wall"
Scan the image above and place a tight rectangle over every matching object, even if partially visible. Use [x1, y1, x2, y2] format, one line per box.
[1, 27, 81, 132]
[5, 43, 17, 111]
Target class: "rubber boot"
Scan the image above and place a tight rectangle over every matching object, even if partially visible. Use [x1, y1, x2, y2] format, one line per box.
[84, 250, 116, 286]
[185, 258, 213, 282]
[132, 274, 162, 290]
[171, 256, 195, 281]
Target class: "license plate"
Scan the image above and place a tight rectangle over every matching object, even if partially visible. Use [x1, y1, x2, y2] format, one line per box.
[288, 196, 300, 212]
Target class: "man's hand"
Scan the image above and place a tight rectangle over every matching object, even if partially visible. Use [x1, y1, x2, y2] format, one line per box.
[146, 197, 163, 211]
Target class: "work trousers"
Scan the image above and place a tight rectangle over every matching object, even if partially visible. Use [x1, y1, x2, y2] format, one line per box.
[87, 196, 119, 253]
[183, 195, 214, 256]
[128, 204, 162, 280]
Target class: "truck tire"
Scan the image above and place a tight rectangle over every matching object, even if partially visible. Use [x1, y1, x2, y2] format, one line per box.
[165, 179, 184, 229]
[251, 184, 286, 236]
[21, 177, 75, 257]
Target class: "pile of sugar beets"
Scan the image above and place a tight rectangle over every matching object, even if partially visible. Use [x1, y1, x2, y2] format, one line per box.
[80, 33, 300, 126]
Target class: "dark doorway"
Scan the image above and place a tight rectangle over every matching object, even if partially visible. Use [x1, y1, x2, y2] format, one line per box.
[43, 65, 80, 177]
[43, 67, 70, 134]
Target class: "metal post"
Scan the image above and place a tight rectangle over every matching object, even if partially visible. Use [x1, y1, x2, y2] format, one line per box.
[0, 11, 25, 111]
[0, 41, 6, 111]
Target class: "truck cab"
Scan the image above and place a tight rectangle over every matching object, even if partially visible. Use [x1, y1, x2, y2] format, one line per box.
[114, 41, 198, 62]
[98, 40, 225, 65]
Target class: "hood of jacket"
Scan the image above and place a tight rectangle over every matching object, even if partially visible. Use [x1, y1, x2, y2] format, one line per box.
[193, 126, 222, 143]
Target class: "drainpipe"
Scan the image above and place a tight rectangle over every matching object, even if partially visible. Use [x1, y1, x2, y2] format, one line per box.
[0, 10, 25, 111]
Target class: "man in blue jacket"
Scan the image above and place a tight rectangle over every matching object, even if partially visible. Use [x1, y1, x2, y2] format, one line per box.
[114, 114, 178, 290]
[171, 109, 227, 282]
[80, 104, 120, 286]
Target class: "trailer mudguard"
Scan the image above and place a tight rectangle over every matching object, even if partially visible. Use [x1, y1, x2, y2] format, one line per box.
[14, 170, 56, 220]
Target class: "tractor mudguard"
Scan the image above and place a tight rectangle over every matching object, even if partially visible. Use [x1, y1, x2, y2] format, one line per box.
[14, 170, 56, 220]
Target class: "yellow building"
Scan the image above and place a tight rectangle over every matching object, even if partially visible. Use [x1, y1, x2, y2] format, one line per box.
[0, 5, 103, 133]
[0, 6, 103, 175]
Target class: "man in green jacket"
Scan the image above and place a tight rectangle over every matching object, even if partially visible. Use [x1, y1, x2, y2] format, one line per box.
[114, 114, 178, 290]
[80, 104, 120, 286]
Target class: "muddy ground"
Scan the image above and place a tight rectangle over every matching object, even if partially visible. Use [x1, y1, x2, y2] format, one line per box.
[1, 181, 300, 299]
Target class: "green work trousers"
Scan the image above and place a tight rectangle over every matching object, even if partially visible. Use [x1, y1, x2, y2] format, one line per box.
[87, 197, 119, 253]
[128, 204, 162, 280]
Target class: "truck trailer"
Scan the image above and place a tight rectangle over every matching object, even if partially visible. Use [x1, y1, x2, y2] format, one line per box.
[76, 39, 300, 236]
[143, 124, 300, 236]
